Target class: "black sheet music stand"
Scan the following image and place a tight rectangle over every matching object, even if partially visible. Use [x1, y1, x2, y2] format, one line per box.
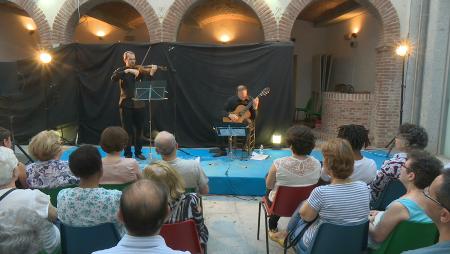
[134, 80, 167, 160]
[215, 123, 248, 160]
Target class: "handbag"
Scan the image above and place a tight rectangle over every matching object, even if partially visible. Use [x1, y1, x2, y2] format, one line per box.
[284, 217, 317, 250]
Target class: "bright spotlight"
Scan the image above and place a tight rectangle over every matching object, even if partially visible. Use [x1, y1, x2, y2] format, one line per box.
[39, 52, 52, 64]
[396, 44, 409, 57]
[96, 30, 106, 39]
[219, 34, 231, 43]
[272, 134, 282, 145]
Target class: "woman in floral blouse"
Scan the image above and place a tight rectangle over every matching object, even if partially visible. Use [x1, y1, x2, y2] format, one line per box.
[369, 123, 428, 208]
[57, 145, 123, 234]
[26, 130, 78, 188]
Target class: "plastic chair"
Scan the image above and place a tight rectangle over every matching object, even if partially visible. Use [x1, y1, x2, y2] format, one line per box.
[39, 185, 76, 207]
[160, 219, 205, 254]
[370, 221, 438, 254]
[295, 98, 321, 121]
[372, 179, 406, 211]
[294, 221, 369, 254]
[60, 223, 120, 254]
[99, 182, 132, 191]
[257, 184, 316, 254]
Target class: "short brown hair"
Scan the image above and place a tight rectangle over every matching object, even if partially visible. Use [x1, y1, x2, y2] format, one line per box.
[322, 138, 354, 180]
[100, 127, 128, 153]
[286, 125, 315, 155]
[237, 85, 247, 92]
[28, 130, 62, 161]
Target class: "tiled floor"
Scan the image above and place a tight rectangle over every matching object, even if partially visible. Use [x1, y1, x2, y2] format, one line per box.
[202, 195, 295, 254]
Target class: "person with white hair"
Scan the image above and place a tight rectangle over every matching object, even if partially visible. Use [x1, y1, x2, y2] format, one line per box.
[0, 208, 60, 254]
[0, 147, 59, 253]
[154, 131, 209, 194]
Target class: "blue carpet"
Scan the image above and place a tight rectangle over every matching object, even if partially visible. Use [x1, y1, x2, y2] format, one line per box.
[61, 147, 390, 196]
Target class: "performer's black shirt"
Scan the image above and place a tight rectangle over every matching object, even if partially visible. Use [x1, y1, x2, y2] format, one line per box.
[111, 67, 149, 108]
[221, 95, 257, 120]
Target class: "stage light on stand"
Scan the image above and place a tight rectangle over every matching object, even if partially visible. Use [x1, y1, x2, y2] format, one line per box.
[272, 134, 282, 150]
[39, 51, 52, 64]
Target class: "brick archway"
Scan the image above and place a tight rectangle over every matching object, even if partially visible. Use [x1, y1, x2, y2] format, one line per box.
[161, 0, 278, 42]
[280, 0, 402, 146]
[52, 0, 161, 45]
[8, 0, 52, 47]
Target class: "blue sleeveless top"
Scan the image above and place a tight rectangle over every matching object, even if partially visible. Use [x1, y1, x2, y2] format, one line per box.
[390, 198, 432, 222]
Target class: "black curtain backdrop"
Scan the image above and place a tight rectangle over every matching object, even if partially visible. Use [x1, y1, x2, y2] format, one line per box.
[0, 42, 294, 147]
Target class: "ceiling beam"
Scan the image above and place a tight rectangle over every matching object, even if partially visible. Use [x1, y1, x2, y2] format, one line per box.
[314, 1, 361, 26]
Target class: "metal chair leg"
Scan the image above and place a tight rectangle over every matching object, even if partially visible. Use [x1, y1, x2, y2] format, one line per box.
[264, 212, 269, 254]
[257, 201, 261, 240]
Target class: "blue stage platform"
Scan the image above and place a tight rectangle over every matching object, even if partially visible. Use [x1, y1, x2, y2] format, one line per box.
[61, 147, 390, 196]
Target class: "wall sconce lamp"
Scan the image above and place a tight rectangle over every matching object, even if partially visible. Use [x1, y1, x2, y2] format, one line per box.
[96, 31, 106, 40]
[25, 24, 35, 35]
[344, 32, 358, 48]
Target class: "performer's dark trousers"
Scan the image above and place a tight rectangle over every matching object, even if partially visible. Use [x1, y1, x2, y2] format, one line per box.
[120, 107, 145, 157]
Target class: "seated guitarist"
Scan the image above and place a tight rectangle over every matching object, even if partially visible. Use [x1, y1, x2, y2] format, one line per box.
[215, 85, 259, 156]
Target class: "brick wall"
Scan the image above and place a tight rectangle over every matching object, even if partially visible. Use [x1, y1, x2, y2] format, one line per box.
[318, 92, 373, 141]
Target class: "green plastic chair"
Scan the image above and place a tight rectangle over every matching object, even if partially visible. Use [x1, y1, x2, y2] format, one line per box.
[99, 182, 133, 191]
[295, 98, 321, 121]
[370, 221, 439, 254]
[39, 185, 76, 207]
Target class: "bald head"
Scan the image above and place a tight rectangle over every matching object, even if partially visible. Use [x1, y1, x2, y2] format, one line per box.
[120, 179, 168, 236]
[154, 131, 177, 157]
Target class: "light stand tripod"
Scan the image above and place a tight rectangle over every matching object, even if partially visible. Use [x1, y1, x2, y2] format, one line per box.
[134, 80, 167, 160]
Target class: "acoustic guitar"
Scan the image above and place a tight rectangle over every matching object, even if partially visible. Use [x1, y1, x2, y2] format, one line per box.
[223, 87, 270, 123]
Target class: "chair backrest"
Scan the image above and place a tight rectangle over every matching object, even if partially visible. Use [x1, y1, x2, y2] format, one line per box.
[39, 185, 76, 207]
[306, 221, 369, 254]
[160, 220, 203, 254]
[372, 221, 438, 254]
[271, 185, 316, 217]
[99, 182, 132, 191]
[60, 223, 120, 254]
[374, 179, 406, 210]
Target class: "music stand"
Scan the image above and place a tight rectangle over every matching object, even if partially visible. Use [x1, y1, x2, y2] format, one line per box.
[215, 123, 248, 160]
[134, 80, 168, 160]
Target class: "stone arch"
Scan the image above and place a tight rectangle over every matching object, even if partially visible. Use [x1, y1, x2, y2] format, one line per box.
[7, 0, 52, 47]
[279, 0, 402, 146]
[52, 0, 161, 45]
[161, 0, 278, 42]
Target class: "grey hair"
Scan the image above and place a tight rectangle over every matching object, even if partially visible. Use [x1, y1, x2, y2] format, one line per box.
[0, 209, 55, 254]
[154, 131, 177, 156]
[123, 51, 135, 60]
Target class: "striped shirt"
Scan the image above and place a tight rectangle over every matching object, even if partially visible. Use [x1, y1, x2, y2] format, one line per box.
[302, 181, 370, 247]
[167, 193, 208, 245]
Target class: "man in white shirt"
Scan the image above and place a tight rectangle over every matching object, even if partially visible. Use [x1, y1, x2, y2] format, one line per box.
[94, 179, 190, 254]
[154, 131, 209, 194]
[0, 146, 60, 253]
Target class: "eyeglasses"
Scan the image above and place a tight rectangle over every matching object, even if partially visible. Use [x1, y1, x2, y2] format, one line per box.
[423, 187, 450, 211]
[401, 163, 412, 171]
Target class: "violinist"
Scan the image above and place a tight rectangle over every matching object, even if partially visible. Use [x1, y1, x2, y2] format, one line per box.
[111, 50, 158, 160]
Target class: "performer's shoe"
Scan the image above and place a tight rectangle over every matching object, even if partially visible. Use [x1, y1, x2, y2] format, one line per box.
[135, 154, 146, 160]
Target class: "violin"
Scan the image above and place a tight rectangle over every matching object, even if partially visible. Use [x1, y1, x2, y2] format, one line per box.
[126, 65, 168, 72]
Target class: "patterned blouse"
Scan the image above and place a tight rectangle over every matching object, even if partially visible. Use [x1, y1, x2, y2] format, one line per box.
[167, 193, 209, 245]
[57, 187, 124, 234]
[369, 152, 407, 207]
[26, 160, 79, 189]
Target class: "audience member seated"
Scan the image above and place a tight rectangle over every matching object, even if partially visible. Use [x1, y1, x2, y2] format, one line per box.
[144, 161, 209, 246]
[404, 170, 450, 253]
[0, 208, 60, 254]
[368, 150, 442, 249]
[370, 123, 428, 207]
[0, 147, 59, 253]
[99, 126, 141, 184]
[26, 130, 78, 189]
[57, 145, 123, 233]
[321, 124, 377, 184]
[155, 131, 209, 194]
[93, 179, 189, 254]
[275, 138, 370, 250]
[0, 126, 28, 188]
[265, 125, 321, 238]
